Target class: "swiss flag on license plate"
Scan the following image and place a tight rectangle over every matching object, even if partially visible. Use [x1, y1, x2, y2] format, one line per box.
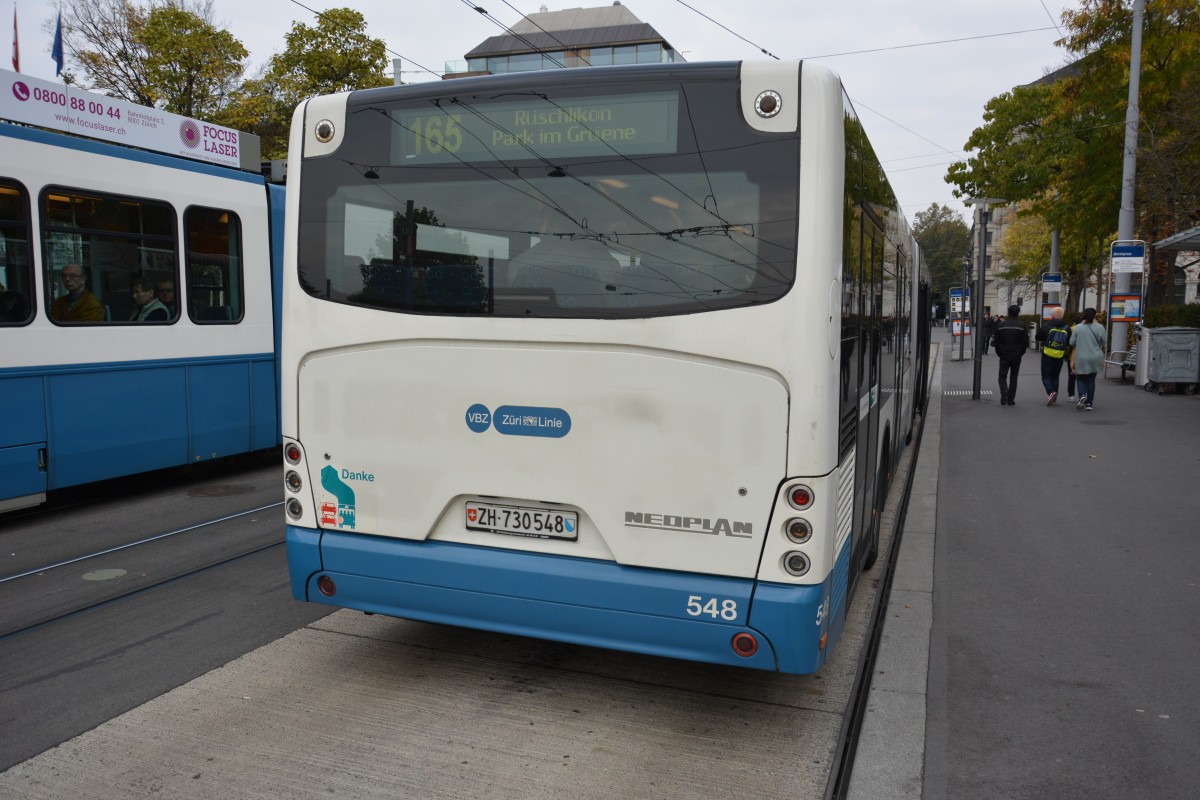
[467, 508, 478, 522]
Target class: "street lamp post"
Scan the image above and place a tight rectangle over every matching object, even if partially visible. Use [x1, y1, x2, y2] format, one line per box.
[965, 197, 1006, 400]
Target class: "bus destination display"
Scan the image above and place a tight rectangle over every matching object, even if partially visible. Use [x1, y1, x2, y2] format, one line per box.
[390, 91, 679, 164]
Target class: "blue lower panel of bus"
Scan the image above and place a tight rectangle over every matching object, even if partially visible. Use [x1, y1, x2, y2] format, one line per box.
[749, 536, 853, 675]
[288, 526, 840, 674]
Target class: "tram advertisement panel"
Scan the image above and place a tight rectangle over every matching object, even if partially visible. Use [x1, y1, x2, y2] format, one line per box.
[0, 68, 249, 168]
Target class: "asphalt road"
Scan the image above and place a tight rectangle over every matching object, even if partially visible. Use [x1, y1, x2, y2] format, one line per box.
[0, 457, 334, 771]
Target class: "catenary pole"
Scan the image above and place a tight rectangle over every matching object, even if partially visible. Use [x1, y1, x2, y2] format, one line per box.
[966, 198, 1004, 398]
[1050, 229, 1061, 308]
[973, 209, 987, 398]
[1112, 0, 1144, 351]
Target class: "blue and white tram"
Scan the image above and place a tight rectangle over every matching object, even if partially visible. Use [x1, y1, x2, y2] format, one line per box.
[281, 60, 930, 673]
[0, 82, 285, 512]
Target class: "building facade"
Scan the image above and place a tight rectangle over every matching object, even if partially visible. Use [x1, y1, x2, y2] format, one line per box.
[445, 3, 682, 79]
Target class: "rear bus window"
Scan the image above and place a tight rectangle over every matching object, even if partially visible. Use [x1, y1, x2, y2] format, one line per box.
[298, 79, 800, 320]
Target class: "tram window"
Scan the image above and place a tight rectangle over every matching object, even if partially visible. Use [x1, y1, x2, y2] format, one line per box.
[41, 188, 177, 325]
[0, 180, 34, 325]
[185, 207, 243, 323]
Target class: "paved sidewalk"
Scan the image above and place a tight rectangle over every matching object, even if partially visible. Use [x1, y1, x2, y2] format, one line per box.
[848, 345, 943, 800]
[857, 327, 1200, 799]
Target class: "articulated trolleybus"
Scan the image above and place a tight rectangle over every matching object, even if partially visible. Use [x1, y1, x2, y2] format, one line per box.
[282, 60, 928, 673]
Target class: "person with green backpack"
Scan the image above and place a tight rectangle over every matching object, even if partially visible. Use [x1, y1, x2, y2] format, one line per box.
[1036, 306, 1072, 405]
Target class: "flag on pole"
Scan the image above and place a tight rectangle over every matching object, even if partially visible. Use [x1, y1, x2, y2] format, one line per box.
[11, 6, 18, 73]
[51, 9, 63, 76]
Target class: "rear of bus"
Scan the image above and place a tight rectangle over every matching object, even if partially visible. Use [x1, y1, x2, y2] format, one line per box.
[282, 61, 856, 673]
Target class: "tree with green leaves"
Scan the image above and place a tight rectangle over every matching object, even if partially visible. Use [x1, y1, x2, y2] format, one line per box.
[219, 8, 391, 159]
[50, 0, 243, 117]
[946, 0, 1199, 304]
[51, 0, 152, 100]
[994, 202, 1114, 312]
[912, 203, 971, 301]
[139, 6, 247, 118]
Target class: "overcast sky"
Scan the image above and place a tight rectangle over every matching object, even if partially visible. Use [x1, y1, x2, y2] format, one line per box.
[12, 0, 1091, 222]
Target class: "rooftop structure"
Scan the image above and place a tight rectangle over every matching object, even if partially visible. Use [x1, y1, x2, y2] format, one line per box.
[445, 2, 682, 78]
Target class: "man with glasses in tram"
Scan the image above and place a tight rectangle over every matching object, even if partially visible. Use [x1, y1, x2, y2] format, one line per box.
[50, 264, 104, 322]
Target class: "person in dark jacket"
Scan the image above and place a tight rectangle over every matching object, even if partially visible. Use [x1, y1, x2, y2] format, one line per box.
[129, 276, 169, 321]
[980, 312, 994, 354]
[992, 304, 1030, 406]
[1036, 307, 1071, 405]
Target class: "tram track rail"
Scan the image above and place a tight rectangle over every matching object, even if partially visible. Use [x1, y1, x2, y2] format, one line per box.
[0, 502, 285, 641]
[0, 503, 282, 586]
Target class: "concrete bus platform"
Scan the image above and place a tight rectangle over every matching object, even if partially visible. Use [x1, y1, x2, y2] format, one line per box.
[854, 327, 1200, 800]
[0, 414, 920, 798]
[0, 600, 869, 799]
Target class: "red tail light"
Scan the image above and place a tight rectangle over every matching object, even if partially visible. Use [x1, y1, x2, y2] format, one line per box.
[788, 484, 814, 510]
[732, 632, 759, 657]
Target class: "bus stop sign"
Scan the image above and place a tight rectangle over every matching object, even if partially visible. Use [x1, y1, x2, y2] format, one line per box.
[1110, 241, 1146, 274]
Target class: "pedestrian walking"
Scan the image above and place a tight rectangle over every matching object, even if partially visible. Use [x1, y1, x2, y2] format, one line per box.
[1066, 313, 1083, 400]
[992, 304, 1030, 406]
[981, 312, 993, 355]
[1036, 307, 1071, 405]
[1070, 307, 1106, 411]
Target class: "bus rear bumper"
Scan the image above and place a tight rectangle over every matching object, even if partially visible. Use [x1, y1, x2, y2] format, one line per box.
[287, 526, 837, 674]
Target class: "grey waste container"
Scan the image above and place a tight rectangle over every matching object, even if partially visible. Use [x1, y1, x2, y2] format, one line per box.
[1144, 326, 1200, 393]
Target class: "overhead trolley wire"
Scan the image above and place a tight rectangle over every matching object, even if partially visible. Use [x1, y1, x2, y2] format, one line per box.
[495, 0, 594, 66]
[666, 0, 1058, 63]
[284, 0, 443, 79]
[667, 1, 1062, 181]
[852, 100, 964, 161]
[1039, 0, 1066, 38]
[798, 26, 1060, 60]
[462, 1, 571, 70]
[672, 0, 780, 60]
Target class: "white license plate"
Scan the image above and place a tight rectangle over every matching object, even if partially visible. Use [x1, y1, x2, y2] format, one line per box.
[465, 502, 578, 540]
